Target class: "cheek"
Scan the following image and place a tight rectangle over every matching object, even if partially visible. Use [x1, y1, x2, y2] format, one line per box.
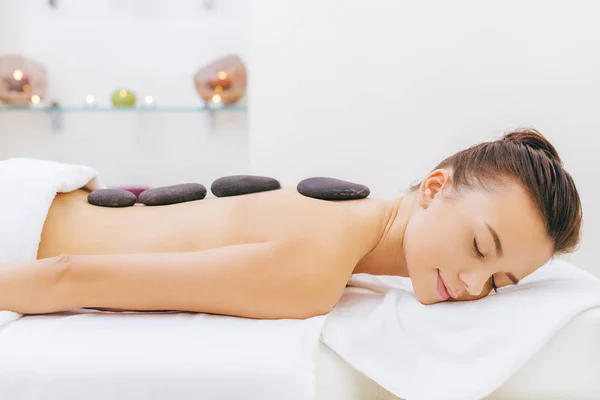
[404, 207, 468, 304]
[404, 211, 450, 276]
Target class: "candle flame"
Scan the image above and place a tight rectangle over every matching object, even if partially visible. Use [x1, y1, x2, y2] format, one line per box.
[13, 69, 23, 81]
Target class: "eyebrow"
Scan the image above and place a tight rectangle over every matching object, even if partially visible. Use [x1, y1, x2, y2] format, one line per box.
[485, 223, 520, 285]
[485, 223, 503, 258]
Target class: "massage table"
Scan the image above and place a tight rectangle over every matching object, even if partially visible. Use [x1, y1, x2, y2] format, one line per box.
[0, 306, 598, 400]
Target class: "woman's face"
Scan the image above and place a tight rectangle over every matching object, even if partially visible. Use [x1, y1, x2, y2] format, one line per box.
[403, 170, 554, 305]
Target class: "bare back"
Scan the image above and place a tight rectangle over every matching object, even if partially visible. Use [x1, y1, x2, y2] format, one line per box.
[37, 188, 388, 268]
[0, 187, 400, 319]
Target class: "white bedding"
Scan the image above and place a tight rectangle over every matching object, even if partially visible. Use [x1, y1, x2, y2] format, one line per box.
[374, 306, 600, 399]
[0, 309, 326, 400]
[0, 306, 599, 400]
[325, 304, 600, 400]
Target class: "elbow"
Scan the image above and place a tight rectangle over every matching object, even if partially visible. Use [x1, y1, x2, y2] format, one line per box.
[32, 253, 73, 287]
[53, 253, 72, 280]
[287, 303, 333, 320]
[293, 281, 344, 319]
[48, 253, 76, 310]
[14, 254, 75, 314]
[308, 302, 336, 318]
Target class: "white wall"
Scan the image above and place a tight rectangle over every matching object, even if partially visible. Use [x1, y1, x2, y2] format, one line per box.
[248, 0, 600, 276]
[0, 1, 24, 53]
[0, 0, 250, 187]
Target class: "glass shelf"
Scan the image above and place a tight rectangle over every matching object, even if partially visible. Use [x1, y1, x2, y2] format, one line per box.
[0, 105, 247, 113]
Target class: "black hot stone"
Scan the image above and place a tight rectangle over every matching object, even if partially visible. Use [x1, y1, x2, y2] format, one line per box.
[211, 175, 281, 197]
[297, 177, 370, 200]
[87, 188, 137, 208]
[139, 183, 207, 206]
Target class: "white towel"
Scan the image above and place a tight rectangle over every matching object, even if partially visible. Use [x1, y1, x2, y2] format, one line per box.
[321, 258, 600, 400]
[0, 157, 104, 328]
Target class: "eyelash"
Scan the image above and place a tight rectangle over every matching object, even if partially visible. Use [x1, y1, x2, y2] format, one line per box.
[474, 237, 498, 292]
[473, 237, 484, 258]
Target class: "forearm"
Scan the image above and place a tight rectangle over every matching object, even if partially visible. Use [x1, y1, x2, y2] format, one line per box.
[64, 245, 273, 314]
[60, 242, 344, 319]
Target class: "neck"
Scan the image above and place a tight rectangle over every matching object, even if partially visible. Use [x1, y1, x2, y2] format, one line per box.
[353, 192, 418, 277]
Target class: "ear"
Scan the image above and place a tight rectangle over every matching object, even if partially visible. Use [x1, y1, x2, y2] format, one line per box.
[418, 169, 452, 209]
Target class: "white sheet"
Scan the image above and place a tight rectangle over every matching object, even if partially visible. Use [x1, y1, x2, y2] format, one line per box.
[487, 306, 600, 399]
[315, 343, 381, 400]
[321, 258, 600, 400]
[374, 306, 600, 399]
[0, 309, 327, 400]
[2, 307, 599, 400]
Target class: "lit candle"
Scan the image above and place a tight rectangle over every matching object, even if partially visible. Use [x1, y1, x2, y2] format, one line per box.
[13, 69, 23, 81]
[143, 95, 155, 106]
[30, 94, 42, 108]
[208, 70, 232, 90]
[84, 95, 96, 106]
[6, 69, 30, 92]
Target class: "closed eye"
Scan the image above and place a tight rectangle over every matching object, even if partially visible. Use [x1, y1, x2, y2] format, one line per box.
[473, 237, 484, 258]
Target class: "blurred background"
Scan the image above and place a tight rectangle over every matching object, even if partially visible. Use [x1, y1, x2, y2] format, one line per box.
[0, 0, 598, 277]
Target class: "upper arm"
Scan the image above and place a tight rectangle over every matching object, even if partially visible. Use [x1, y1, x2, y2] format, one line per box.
[63, 240, 351, 319]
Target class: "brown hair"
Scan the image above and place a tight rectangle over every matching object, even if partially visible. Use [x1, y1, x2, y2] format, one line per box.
[411, 128, 582, 254]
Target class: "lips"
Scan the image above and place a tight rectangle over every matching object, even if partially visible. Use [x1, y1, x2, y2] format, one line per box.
[436, 270, 452, 301]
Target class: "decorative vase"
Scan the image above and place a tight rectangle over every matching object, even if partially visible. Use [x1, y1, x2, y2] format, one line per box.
[111, 89, 137, 107]
[0, 54, 47, 107]
[194, 55, 247, 106]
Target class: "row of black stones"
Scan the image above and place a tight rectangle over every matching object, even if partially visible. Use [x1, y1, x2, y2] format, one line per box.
[87, 176, 370, 207]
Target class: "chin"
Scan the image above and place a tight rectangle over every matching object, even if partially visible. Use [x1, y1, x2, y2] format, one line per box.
[416, 296, 439, 305]
[408, 276, 440, 305]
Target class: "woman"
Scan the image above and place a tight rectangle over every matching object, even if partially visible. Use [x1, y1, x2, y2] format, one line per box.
[1, 128, 582, 319]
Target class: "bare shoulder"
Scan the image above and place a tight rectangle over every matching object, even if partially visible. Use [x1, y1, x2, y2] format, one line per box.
[258, 189, 389, 269]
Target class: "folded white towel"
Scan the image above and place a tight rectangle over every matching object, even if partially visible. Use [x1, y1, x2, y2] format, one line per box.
[0, 157, 104, 328]
[321, 258, 600, 400]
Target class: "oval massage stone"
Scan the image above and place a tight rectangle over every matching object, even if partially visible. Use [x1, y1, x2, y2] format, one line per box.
[297, 177, 370, 200]
[87, 188, 137, 208]
[139, 183, 207, 206]
[211, 175, 281, 197]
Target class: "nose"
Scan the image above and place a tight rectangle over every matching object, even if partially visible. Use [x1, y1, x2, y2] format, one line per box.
[458, 269, 489, 296]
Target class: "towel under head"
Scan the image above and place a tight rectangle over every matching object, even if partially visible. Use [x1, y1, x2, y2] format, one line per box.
[322, 258, 600, 400]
